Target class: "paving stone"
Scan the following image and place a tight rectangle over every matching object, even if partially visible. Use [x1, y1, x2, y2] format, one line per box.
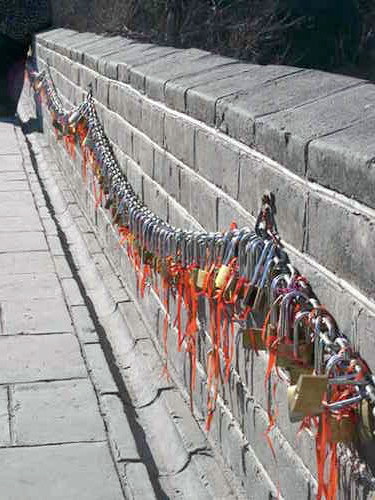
[70, 305, 99, 343]
[0, 192, 38, 217]
[1, 297, 72, 335]
[0, 170, 27, 182]
[0, 334, 86, 383]
[46, 234, 65, 256]
[0, 216, 43, 233]
[0, 273, 62, 301]
[14, 379, 106, 445]
[0, 252, 54, 275]
[0, 442, 124, 500]
[84, 343, 118, 394]
[0, 180, 29, 191]
[0, 232, 47, 253]
[101, 395, 139, 461]
[53, 255, 73, 278]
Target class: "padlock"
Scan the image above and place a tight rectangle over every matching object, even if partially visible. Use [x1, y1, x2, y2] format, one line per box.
[288, 374, 328, 422]
[215, 264, 230, 289]
[196, 269, 208, 289]
[243, 327, 267, 351]
[276, 342, 314, 369]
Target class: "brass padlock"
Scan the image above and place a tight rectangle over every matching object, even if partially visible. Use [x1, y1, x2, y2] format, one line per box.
[288, 374, 328, 422]
[215, 264, 230, 289]
[276, 342, 314, 369]
[190, 268, 199, 287]
[243, 327, 266, 351]
[196, 269, 208, 290]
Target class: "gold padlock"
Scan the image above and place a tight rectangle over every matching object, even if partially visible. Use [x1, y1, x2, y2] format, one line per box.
[243, 328, 266, 351]
[288, 374, 328, 422]
[276, 342, 313, 369]
[215, 264, 230, 289]
[196, 269, 208, 290]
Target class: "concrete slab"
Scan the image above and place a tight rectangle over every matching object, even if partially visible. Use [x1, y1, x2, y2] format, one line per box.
[0, 442, 124, 500]
[0, 181, 29, 191]
[255, 82, 375, 176]
[0, 216, 43, 232]
[14, 379, 106, 445]
[0, 252, 54, 275]
[216, 69, 360, 148]
[0, 171, 27, 182]
[0, 334, 86, 383]
[1, 296, 73, 335]
[0, 232, 47, 253]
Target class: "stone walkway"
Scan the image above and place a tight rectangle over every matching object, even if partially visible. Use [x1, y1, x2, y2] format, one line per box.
[0, 114, 243, 499]
[0, 118, 125, 500]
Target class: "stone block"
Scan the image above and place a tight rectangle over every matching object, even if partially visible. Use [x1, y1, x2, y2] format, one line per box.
[189, 176, 218, 231]
[307, 116, 375, 210]
[306, 191, 375, 301]
[0, 252, 54, 275]
[140, 100, 164, 146]
[101, 394, 139, 461]
[254, 83, 375, 177]
[142, 175, 168, 221]
[14, 379, 106, 445]
[186, 64, 299, 125]
[125, 463, 156, 500]
[164, 113, 195, 167]
[216, 69, 358, 147]
[153, 149, 180, 202]
[61, 277, 85, 306]
[195, 128, 240, 198]
[238, 152, 307, 250]
[0, 334, 86, 383]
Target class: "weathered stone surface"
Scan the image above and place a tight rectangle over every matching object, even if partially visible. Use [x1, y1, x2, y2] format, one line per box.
[101, 394, 139, 461]
[14, 379, 106, 445]
[70, 304, 99, 344]
[84, 343, 118, 394]
[0, 232, 47, 252]
[0, 273, 62, 301]
[0, 442, 124, 500]
[186, 65, 301, 124]
[0, 252, 54, 275]
[308, 115, 375, 210]
[124, 463, 156, 500]
[0, 334, 86, 383]
[0, 387, 10, 445]
[255, 83, 375, 176]
[216, 69, 359, 147]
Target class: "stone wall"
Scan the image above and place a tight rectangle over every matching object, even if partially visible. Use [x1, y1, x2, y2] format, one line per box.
[28, 28, 375, 499]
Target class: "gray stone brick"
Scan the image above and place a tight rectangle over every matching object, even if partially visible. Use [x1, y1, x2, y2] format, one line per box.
[0, 252, 54, 275]
[238, 152, 307, 250]
[140, 100, 164, 146]
[190, 176, 217, 231]
[133, 132, 154, 178]
[306, 192, 375, 301]
[153, 149, 180, 202]
[0, 231, 47, 252]
[307, 116, 375, 210]
[142, 175, 168, 221]
[164, 113, 195, 167]
[195, 128, 240, 198]
[14, 379, 106, 445]
[125, 463, 156, 500]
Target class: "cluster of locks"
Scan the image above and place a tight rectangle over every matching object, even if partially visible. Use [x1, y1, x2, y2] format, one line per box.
[28, 62, 375, 498]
